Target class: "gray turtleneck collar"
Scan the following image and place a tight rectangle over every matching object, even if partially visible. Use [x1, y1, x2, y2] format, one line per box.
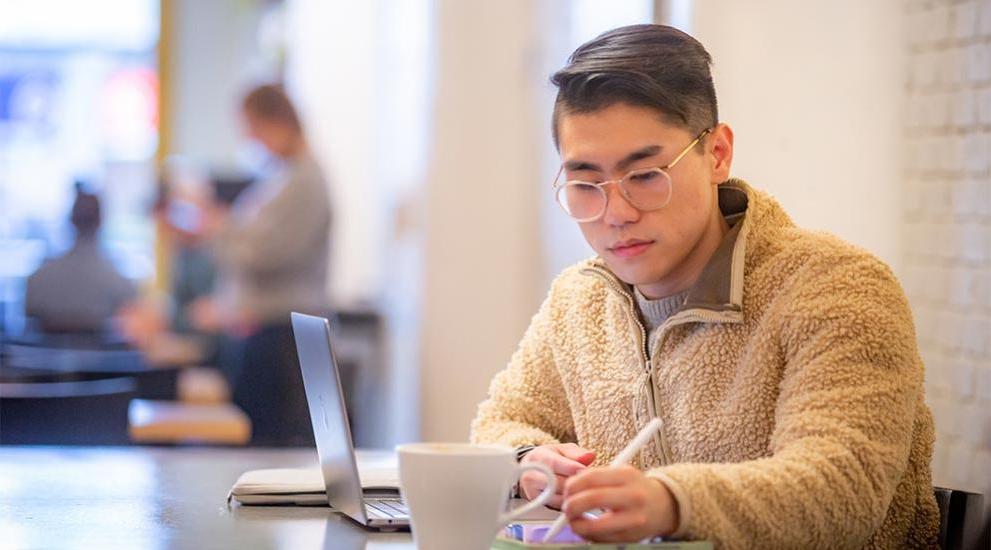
[634, 286, 689, 338]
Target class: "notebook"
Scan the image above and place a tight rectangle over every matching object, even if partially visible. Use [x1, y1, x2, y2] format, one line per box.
[227, 465, 400, 506]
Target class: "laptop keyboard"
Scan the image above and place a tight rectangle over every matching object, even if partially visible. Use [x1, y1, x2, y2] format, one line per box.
[364, 498, 409, 519]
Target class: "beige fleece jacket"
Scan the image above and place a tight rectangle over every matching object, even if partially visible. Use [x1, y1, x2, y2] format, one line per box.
[470, 179, 939, 549]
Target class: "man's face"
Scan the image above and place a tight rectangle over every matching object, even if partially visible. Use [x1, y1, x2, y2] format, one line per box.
[556, 102, 726, 292]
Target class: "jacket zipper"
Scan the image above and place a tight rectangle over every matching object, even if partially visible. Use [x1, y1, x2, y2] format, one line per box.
[582, 267, 669, 465]
[582, 264, 743, 466]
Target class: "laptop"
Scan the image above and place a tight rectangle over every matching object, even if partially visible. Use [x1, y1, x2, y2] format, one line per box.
[291, 312, 410, 530]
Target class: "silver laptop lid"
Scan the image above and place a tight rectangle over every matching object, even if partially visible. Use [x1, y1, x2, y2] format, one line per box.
[291, 312, 368, 525]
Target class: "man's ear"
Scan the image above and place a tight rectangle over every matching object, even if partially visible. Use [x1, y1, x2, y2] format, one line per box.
[708, 123, 734, 184]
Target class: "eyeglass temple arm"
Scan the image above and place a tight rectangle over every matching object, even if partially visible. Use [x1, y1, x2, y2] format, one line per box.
[663, 128, 711, 170]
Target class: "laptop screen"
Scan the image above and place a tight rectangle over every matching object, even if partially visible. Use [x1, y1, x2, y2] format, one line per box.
[291, 312, 367, 524]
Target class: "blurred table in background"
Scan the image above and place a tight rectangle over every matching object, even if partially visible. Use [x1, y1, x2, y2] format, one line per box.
[0, 305, 387, 447]
[0, 446, 414, 549]
[141, 331, 208, 369]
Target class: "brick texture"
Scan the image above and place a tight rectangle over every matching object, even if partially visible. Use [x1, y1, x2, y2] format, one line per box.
[904, 0, 991, 499]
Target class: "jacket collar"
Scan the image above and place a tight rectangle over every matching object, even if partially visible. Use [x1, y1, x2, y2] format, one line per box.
[585, 178, 751, 321]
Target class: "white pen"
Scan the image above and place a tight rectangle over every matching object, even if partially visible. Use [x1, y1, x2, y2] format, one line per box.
[541, 417, 665, 543]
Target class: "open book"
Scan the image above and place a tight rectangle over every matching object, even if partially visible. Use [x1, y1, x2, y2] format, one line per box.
[227, 466, 400, 506]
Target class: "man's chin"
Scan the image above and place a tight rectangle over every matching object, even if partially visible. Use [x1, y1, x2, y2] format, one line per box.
[601, 261, 665, 288]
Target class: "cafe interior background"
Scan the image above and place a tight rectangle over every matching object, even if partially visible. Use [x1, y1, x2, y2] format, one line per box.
[0, 0, 988, 530]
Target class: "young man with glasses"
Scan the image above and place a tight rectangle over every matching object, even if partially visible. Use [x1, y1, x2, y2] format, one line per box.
[471, 24, 938, 548]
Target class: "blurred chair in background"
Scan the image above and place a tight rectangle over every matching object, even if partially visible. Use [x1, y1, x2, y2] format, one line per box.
[934, 487, 987, 550]
[0, 374, 136, 445]
[2, 338, 177, 400]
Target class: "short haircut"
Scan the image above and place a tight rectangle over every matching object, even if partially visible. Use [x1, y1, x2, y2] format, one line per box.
[242, 83, 303, 133]
[70, 181, 101, 236]
[550, 24, 718, 146]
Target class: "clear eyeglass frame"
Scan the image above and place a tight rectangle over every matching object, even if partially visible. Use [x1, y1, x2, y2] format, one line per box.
[552, 128, 711, 223]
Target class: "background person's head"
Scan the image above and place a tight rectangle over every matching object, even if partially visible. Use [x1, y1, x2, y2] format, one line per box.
[551, 24, 735, 297]
[70, 180, 101, 239]
[241, 83, 305, 158]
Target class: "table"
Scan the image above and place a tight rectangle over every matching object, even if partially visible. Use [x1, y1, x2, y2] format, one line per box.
[0, 446, 417, 549]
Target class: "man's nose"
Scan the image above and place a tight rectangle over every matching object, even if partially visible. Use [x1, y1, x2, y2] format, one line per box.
[600, 183, 640, 226]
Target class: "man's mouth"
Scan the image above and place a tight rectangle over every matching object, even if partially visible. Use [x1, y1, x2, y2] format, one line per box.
[608, 239, 654, 259]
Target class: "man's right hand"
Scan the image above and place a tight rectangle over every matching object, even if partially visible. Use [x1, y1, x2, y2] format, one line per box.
[519, 443, 596, 509]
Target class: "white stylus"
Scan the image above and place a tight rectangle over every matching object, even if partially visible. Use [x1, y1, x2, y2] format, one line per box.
[541, 417, 665, 543]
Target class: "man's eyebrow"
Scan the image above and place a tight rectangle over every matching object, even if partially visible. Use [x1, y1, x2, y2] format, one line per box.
[616, 145, 663, 171]
[562, 159, 601, 171]
[562, 145, 664, 173]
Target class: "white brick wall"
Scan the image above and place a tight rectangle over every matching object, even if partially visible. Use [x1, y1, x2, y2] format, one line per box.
[904, 0, 991, 500]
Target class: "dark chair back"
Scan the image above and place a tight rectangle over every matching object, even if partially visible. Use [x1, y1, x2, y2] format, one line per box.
[0, 377, 137, 445]
[0, 366, 108, 383]
[935, 486, 987, 550]
[4, 343, 144, 372]
[2, 343, 177, 399]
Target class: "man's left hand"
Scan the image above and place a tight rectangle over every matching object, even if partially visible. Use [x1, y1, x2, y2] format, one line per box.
[562, 465, 679, 543]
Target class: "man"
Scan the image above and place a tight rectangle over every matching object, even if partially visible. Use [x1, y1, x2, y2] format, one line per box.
[470, 24, 938, 548]
[25, 181, 136, 334]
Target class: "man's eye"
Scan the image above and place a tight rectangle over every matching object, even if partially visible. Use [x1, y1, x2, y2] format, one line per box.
[629, 171, 661, 183]
[570, 184, 600, 193]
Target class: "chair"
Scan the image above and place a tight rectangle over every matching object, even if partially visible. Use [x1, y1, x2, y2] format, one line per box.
[0, 377, 136, 445]
[3, 342, 178, 399]
[935, 486, 987, 550]
[1, 365, 70, 383]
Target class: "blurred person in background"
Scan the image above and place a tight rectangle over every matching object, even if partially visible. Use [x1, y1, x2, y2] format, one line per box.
[194, 83, 332, 446]
[150, 174, 222, 361]
[24, 181, 137, 336]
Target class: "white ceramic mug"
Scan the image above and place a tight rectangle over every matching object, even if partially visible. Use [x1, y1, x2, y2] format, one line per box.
[397, 443, 556, 550]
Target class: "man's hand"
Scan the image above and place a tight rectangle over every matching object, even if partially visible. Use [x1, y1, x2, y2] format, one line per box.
[187, 297, 225, 333]
[197, 200, 228, 239]
[562, 465, 679, 543]
[519, 443, 596, 509]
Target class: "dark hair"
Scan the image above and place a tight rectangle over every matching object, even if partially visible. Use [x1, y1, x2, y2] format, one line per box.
[551, 24, 718, 146]
[242, 83, 303, 133]
[70, 180, 101, 236]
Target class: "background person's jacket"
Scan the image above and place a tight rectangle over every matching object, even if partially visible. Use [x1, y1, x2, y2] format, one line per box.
[212, 148, 331, 325]
[25, 235, 136, 333]
[471, 179, 939, 549]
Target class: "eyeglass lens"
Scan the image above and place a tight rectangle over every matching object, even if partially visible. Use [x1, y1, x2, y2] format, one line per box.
[556, 168, 672, 221]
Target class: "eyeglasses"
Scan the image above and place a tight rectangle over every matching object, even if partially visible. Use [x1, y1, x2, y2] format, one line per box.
[552, 129, 711, 222]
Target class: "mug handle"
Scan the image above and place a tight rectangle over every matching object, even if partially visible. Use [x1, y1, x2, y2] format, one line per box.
[498, 462, 557, 525]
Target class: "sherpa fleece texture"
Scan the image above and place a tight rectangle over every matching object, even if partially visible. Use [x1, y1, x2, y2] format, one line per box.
[470, 179, 939, 549]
